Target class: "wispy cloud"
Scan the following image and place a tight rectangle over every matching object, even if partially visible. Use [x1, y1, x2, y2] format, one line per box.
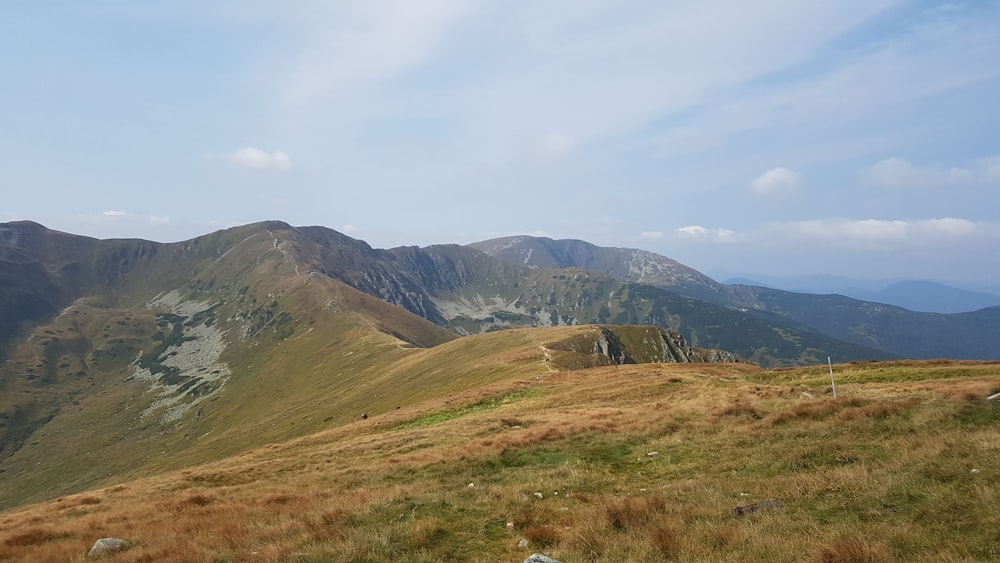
[862, 155, 1000, 189]
[647, 4, 1000, 157]
[101, 210, 130, 217]
[639, 231, 664, 240]
[751, 167, 801, 196]
[668, 217, 993, 250]
[771, 217, 985, 245]
[227, 147, 292, 171]
[676, 225, 740, 243]
[282, 0, 470, 107]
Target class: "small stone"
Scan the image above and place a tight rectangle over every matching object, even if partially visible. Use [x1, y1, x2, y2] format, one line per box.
[646, 451, 658, 457]
[524, 554, 562, 563]
[468, 482, 475, 488]
[518, 538, 529, 548]
[971, 468, 980, 474]
[740, 492, 750, 496]
[640, 488, 647, 492]
[735, 499, 784, 517]
[507, 521, 515, 528]
[87, 538, 130, 558]
[987, 392, 1000, 401]
[533, 492, 544, 499]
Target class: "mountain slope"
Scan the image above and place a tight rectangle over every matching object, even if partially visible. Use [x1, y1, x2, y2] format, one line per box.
[252, 229, 881, 367]
[738, 287, 1000, 360]
[468, 235, 723, 299]
[850, 280, 1000, 314]
[0, 221, 454, 506]
[471, 235, 1000, 360]
[0, 221, 749, 508]
[2, 359, 998, 561]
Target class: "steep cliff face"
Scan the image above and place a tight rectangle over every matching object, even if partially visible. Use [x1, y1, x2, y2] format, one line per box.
[550, 325, 749, 368]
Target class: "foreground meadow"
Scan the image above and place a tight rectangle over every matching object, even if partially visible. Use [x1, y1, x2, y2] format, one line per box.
[1, 360, 998, 562]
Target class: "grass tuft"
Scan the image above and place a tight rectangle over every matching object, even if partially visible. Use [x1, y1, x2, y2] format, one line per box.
[3, 528, 69, 547]
[812, 533, 899, 563]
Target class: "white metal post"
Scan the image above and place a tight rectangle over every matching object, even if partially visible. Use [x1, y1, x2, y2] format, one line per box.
[828, 356, 837, 399]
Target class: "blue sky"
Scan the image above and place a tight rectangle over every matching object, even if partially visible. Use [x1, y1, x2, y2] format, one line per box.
[2, 1, 999, 284]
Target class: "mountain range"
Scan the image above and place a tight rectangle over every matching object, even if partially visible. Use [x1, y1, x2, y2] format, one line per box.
[469, 235, 1000, 360]
[721, 274, 1000, 314]
[1, 219, 999, 509]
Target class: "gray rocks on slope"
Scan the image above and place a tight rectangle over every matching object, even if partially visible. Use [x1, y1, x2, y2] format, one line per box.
[87, 537, 130, 558]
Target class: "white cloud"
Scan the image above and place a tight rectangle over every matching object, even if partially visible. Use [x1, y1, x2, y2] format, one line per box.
[676, 225, 739, 243]
[751, 167, 801, 196]
[148, 216, 171, 226]
[227, 147, 292, 171]
[777, 217, 982, 243]
[863, 156, 1000, 189]
[340, 224, 359, 235]
[101, 210, 130, 217]
[640, 231, 664, 240]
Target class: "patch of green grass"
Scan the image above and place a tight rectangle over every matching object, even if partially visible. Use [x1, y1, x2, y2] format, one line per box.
[953, 399, 1000, 426]
[395, 390, 535, 430]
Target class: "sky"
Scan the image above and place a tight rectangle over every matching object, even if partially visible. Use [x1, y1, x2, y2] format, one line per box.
[2, 1, 999, 286]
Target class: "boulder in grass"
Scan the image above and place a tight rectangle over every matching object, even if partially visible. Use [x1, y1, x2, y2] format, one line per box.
[87, 537, 130, 558]
[524, 554, 562, 563]
[735, 499, 784, 517]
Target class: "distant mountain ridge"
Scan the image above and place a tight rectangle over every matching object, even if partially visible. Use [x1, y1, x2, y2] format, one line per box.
[470, 235, 1000, 361]
[468, 235, 720, 295]
[844, 280, 1000, 314]
[721, 273, 1000, 313]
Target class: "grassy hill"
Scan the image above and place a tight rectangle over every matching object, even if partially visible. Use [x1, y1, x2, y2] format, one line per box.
[0, 359, 997, 562]
[2, 220, 994, 562]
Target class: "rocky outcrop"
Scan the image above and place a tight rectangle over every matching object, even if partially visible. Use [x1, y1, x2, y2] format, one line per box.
[691, 347, 745, 363]
[591, 326, 749, 365]
[593, 327, 631, 364]
[567, 325, 751, 366]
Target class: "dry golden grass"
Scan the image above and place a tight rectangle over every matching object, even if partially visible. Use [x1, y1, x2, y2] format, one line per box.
[0, 359, 997, 561]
